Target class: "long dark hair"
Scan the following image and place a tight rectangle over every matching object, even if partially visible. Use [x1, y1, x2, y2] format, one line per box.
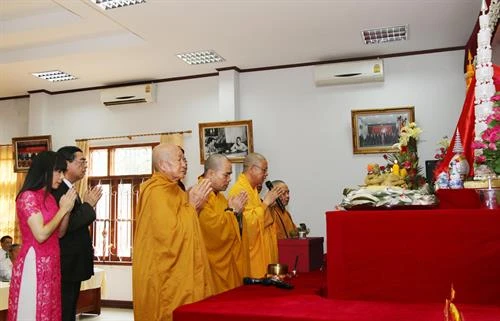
[17, 151, 67, 201]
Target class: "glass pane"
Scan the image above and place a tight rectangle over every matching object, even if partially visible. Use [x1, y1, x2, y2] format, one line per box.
[112, 146, 152, 176]
[94, 183, 110, 259]
[117, 183, 132, 258]
[89, 149, 108, 177]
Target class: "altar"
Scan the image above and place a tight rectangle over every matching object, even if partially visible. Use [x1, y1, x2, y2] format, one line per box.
[174, 208, 500, 321]
[326, 208, 500, 304]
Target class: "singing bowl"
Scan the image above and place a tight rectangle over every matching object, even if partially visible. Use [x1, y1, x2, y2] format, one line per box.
[267, 263, 289, 276]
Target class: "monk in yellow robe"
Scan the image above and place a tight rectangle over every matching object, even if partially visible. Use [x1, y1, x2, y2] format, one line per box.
[268, 180, 298, 239]
[228, 153, 285, 278]
[132, 143, 214, 321]
[198, 154, 249, 294]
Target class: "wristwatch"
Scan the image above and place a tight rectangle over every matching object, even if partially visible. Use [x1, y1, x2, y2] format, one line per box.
[224, 207, 234, 212]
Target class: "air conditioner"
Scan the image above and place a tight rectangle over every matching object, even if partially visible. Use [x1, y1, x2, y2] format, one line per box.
[314, 59, 384, 86]
[100, 83, 156, 106]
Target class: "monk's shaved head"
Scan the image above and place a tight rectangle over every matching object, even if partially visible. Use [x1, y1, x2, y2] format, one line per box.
[272, 180, 285, 186]
[243, 153, 266, 172]
[204, 154, 228, 175]
[152, 143, 179, 171]
[152, 143, 188, 182]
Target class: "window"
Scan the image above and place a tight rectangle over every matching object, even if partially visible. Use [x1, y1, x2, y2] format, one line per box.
[88, 144, 155, 263]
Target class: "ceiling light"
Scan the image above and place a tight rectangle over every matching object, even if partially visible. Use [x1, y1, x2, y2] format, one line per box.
[91, 0, 146, 10]
[176, 50, 225, 65]
[32, 70, 77, 82]
[361, 25, 408, 45]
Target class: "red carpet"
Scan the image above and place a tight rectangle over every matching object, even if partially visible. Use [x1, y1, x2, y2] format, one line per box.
[174, 270, 500, 321]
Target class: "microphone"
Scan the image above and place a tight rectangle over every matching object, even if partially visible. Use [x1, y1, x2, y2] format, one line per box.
[243, 277, 294, 290]
[265, 181, 286, 212]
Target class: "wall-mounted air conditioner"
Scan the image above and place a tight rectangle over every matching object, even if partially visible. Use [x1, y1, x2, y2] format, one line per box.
[100, 83, 156, 106]
[314, 59, 384, 86]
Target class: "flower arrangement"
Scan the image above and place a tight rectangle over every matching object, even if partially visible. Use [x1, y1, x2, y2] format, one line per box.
[473, 91, 500, 175]
[434, 136, 451, 164]
[383, 122, 426, 190]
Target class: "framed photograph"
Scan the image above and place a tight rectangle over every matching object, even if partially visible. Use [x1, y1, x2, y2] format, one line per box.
[199, 120, 254, 163]
[12, 135, 52, 172]
[351, 106, 415, 154]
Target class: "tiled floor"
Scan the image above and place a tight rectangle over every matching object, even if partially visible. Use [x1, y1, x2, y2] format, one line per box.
[78, 308, 134, 321]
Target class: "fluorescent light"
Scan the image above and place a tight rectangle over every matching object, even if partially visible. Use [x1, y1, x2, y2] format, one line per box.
[91, 0, 146, 10]
[32, 70, 77, 82]
[176, 50, 225, 65]
[361, 25, 408, 45]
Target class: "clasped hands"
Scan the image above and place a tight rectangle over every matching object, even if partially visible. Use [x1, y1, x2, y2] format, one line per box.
[262, 184, 286, 207]
[83, 185, 103, 207]
[188, 179, 212, 211]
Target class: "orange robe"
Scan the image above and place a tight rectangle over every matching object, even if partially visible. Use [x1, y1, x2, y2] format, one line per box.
[198, 191, 247, 294]
[228, 174, 278, 278]
[132, 172, 213, 321]
[269, 205, 297, 239]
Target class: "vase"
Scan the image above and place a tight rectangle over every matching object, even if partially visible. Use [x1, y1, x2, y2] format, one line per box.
[476, 188, 499, 209]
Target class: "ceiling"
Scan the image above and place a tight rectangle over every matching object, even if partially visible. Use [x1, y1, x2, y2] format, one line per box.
[0, 0, 497, 98]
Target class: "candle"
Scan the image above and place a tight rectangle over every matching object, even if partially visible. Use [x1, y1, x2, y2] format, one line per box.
[392, 162, 400, 176]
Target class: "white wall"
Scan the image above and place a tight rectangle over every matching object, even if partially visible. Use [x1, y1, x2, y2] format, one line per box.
[45, 76, 220, 182]
[0, 50, 467, 301]
[0, 98, 29, 143]
[240, 51, 465, 239]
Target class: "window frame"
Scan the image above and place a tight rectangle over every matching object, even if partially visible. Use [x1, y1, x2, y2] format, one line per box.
[88, 142, 157, 265]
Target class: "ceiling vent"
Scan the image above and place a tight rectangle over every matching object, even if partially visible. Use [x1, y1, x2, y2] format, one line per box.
[314, 59, 384, 86]
[100, 84, 156, 106]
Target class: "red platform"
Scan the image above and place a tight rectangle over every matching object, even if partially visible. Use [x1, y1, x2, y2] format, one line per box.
[436, 189, 481, 209]
[278, 237, 324, 272]
[174, 270, 500, 321]
[326, 208, 500, 304]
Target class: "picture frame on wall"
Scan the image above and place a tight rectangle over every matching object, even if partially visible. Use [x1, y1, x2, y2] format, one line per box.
[198, 120, 254, 164]
[351, 106, 415, 154]
[12, 135, 52, 172]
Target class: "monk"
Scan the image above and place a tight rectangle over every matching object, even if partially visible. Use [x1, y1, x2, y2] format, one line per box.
[228, 153, 285, 278]
[132, 143, 214, 321]
[198, 154, 248, 294]
[267, 180, 298, 239]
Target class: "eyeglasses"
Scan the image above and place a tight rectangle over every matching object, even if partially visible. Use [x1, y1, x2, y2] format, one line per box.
[74, 158, 88, 165]
[253, 165, 268, 174]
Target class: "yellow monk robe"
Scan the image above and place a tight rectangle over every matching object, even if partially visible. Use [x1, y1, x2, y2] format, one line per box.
[228, 174, 278, 278]
[268, 205, 298, 239]
[198, 191, 248, 294]
[132, 172, 214, 321]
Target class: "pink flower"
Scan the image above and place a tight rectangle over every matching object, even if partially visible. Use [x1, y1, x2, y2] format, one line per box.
[475, 155, 487, 163]
[488, 142, 497, 150]
[403, 161, 412, 169]
[472, 140, 487, 149]
[481, 127, 500, 143]
[485, 112, 500, 123]
[491, 95, 500, 102]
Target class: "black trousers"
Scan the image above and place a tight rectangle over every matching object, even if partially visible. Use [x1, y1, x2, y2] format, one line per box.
[61, 280, 82, 321]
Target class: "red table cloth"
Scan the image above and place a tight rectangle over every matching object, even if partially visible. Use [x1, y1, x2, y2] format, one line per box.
[326, 208, 500, 304]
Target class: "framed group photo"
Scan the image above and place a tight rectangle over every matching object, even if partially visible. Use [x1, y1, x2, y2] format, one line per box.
[198, 120, 254, 163]
[351, 106, 415, 154]
[12, 135, 52, 172]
